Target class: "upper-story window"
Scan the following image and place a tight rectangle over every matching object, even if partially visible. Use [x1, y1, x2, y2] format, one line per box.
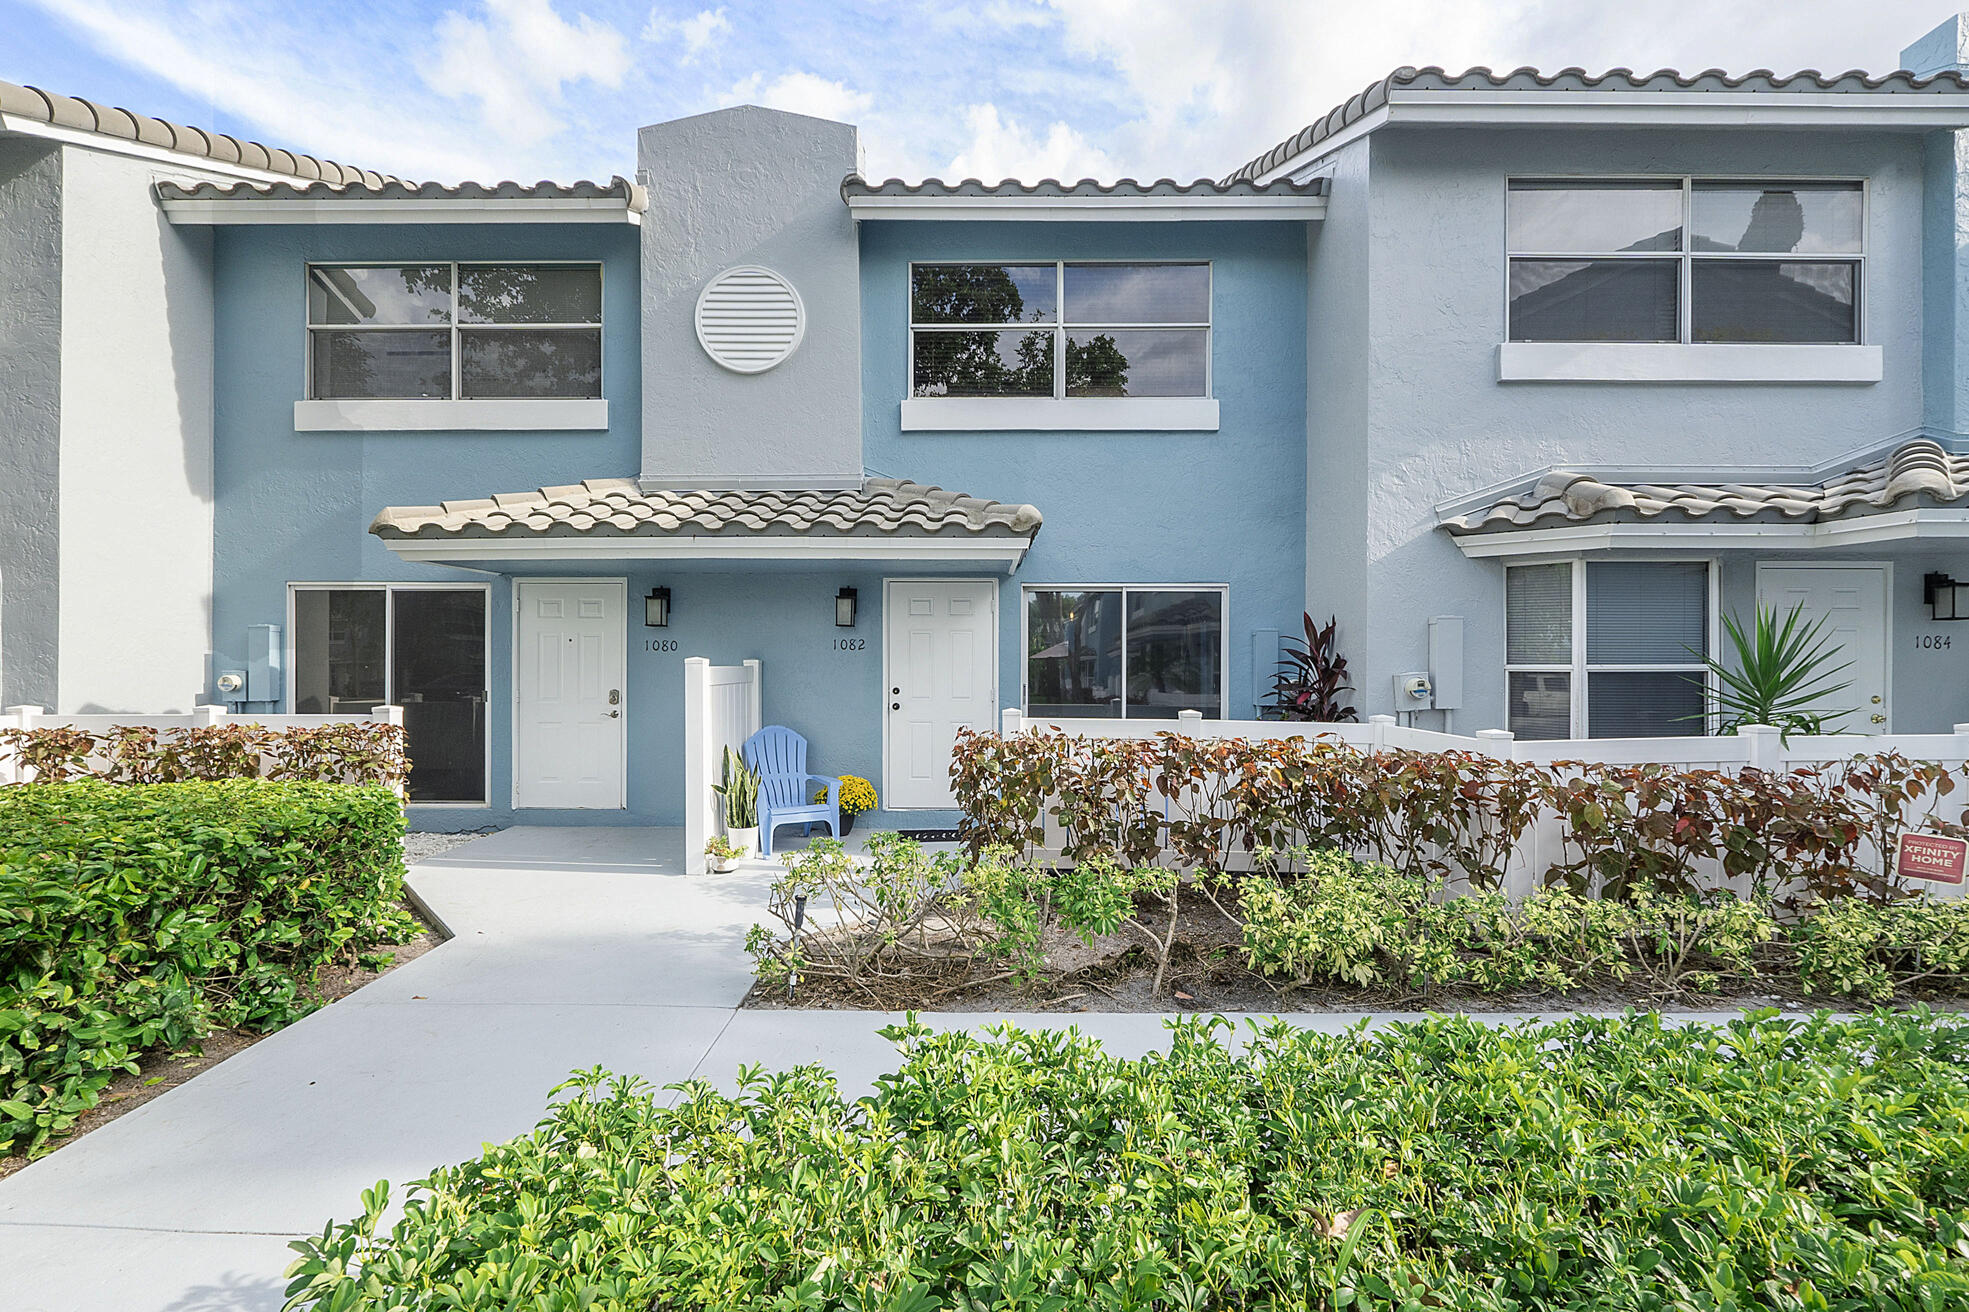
[306, 263, 602, 401]
[1506, 180, 1863, 345]
[909, 262, 1210, 399]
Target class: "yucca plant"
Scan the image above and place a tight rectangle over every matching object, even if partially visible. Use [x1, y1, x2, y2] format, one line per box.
[1269, 612, 1358, 722]
[1686, 602, 1854, 739]
[713, 747, 759, 828]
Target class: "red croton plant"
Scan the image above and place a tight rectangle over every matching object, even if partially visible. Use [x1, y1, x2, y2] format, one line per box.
[951, 728, 1968, 906]
[0, 722, 408, 789]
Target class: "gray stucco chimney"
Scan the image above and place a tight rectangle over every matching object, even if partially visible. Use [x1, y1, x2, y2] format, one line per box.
[1905, 12, 1969, 75]
[1904, 15, 1969, 434]
[636, 106, 864, 490]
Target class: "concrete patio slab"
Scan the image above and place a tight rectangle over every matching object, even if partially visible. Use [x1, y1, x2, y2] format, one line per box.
[0, 824, 1826, 1312]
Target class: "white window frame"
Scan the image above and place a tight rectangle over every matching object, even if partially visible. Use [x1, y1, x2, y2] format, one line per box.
[285, 581, 493, 806]
[303, 260, 605, 402]
[1019, 582, 1230, 720]
[907, 259, 1213, 399]
[1504, 176, 1868, 347]
[1502, 557, 1720, 740]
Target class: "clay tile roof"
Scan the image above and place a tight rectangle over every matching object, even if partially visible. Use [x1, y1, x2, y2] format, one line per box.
[1223, 64, 1969, 183]
[0, 76, 398, 186]
[1442, 439, 1969, 536]
[369, 479, 1044, 541]
[153, 176, 650, 211]
[842, 174, 1326, 199]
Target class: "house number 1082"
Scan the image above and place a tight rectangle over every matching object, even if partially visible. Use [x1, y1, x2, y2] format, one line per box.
[833, 638, 866, 651]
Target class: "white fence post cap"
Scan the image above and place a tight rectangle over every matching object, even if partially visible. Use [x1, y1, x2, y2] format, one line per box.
[1177, 709, 1204, 722]
[1955, 723, 1969, 735]
[1475, 729, 1515, 741]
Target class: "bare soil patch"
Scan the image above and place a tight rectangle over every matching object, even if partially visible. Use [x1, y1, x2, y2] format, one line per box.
[743, 885, 1969, 1017]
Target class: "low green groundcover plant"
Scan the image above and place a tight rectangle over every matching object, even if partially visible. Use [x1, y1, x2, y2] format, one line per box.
[0, 780, 411, 1157]
[286, 1011, 1969, 1311]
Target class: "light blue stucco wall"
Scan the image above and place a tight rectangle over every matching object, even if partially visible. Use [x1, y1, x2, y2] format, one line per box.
[858, 220, 1310, 724]
[1308, 126, 1942, 730]
[210, 222, 646, 829]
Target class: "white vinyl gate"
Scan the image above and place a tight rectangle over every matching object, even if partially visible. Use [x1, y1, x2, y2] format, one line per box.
[683, 657, 762, 874]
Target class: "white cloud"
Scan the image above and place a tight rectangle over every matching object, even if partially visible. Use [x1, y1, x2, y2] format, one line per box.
[728, 71, 873, 122]
[1038, 0, 1956, 177]
[18, 0, 493, 178]
[944, 102, 1117, 182]
[644, 6, 731, 62]
[427, 0, 632, 148]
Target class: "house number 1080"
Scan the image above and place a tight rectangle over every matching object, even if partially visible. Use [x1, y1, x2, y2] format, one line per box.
[644, 639, 677, 652]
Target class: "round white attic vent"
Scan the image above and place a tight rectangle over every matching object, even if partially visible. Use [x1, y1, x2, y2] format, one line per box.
[694, 265, 805, 373]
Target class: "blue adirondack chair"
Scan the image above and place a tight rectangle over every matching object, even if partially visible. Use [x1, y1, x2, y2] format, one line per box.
[741, 726, 841, 856]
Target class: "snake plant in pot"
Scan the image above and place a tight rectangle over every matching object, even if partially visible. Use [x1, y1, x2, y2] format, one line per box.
[714, 747, 761, 857]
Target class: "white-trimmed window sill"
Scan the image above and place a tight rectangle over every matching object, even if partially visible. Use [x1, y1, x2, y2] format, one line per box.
[294, 398, 609, 432]
[1497, 342, 1882, 384]
[899, 396, 1219, 432]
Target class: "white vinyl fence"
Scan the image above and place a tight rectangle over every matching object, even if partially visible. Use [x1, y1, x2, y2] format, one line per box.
[996, 708, 1969, 900]
[683, 659, 762, 874]
[0, 703, 406, 786]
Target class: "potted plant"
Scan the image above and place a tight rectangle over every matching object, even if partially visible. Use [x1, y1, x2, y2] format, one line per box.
[713, 747, 760, 857]
[816, 774, 878, 834]
[703, 833, 743, 873]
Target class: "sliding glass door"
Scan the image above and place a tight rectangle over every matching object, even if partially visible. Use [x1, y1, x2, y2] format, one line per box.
[291, 585, 488, 803]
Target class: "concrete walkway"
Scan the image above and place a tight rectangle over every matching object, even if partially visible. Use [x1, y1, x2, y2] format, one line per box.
[0, 827, 1770, 1312]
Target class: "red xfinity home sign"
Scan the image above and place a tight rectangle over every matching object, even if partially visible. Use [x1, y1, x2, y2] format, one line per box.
[1896, 833, 1968, 886]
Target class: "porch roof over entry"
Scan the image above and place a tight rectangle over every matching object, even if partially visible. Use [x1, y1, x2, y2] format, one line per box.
[1442, 438, 1969, 557]
[370, 478, 1042, 570]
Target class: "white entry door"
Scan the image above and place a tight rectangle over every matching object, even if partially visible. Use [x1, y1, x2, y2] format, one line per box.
[885, 579, 998, 809]
[1755, 563, 1890, 733]
[515, 580, 627, 808]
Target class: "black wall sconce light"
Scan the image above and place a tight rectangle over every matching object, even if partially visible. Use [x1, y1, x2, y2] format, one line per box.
[835, 586, 858, 628]
[1926, 573, 1968, 621]
[644, 587, 672, 628]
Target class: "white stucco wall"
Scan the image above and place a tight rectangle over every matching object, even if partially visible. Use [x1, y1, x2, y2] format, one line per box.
[0, 137, 62, 709]
[56, 146, 215, 713]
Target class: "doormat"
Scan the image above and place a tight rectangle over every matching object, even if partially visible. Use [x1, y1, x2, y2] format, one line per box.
[898, 828, 962, 843]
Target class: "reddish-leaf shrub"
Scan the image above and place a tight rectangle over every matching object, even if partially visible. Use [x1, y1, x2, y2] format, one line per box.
[951, 730, 1969, 903]
[0, 722, 406, 789]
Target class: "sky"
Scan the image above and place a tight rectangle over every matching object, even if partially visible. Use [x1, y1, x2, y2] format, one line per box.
[1, 0, 1964, 185]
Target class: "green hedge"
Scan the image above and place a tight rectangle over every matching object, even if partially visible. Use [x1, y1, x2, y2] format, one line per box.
[285, 1011, 1969, 1311]
[0, 781, 411, 1157]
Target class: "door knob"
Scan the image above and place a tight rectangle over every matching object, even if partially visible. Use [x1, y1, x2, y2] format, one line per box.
[1871, 713, 1886, 724]
[607, 710, 621, 718]
[891, 702, 900, 711]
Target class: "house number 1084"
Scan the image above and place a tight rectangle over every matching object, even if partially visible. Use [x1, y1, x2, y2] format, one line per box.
[1915, 634, 1951, 650]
